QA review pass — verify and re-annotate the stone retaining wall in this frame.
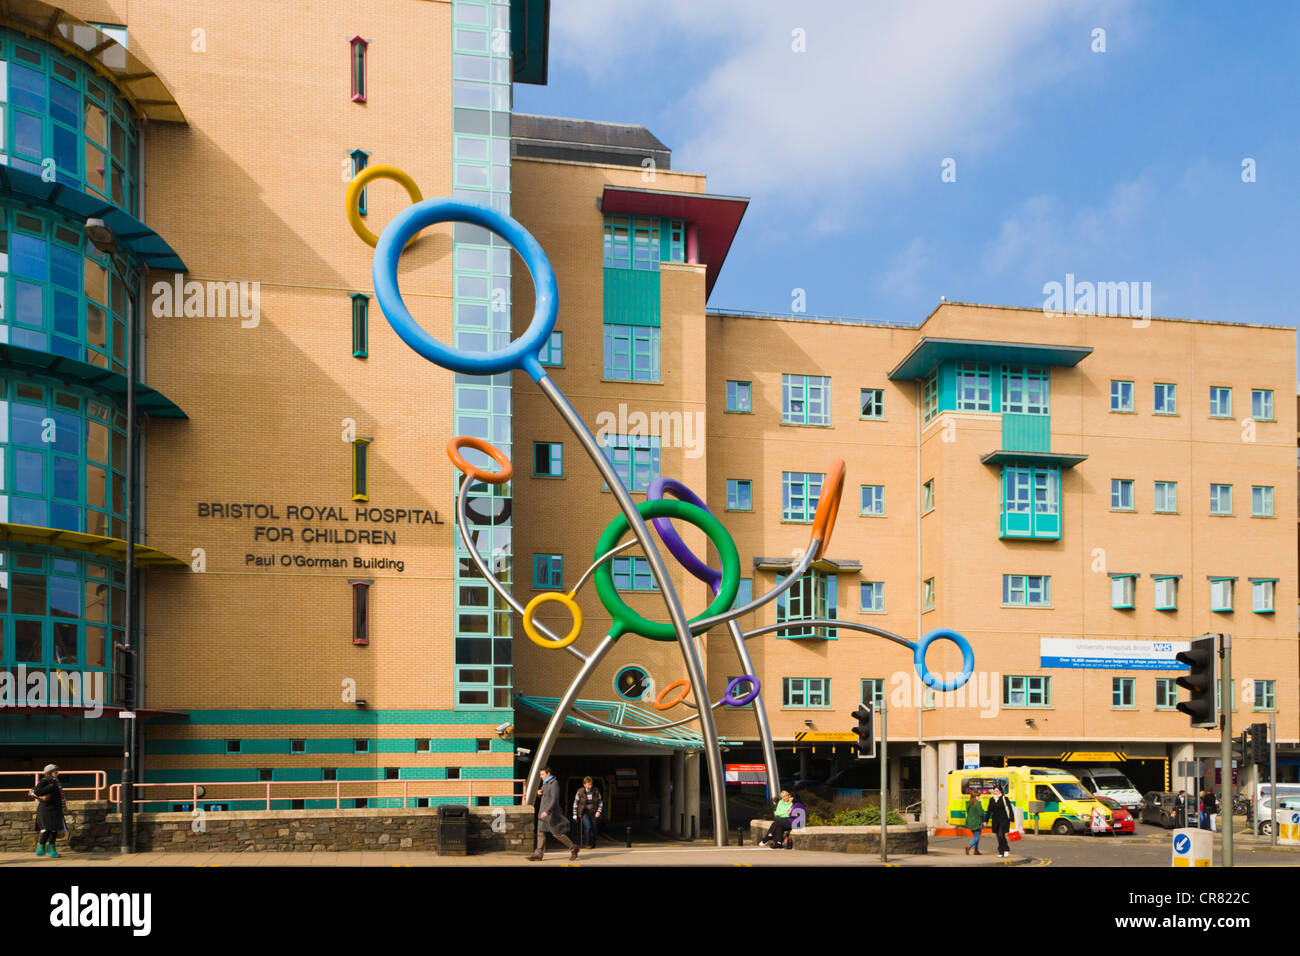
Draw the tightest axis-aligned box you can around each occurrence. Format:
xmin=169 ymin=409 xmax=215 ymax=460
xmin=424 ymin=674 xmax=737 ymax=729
xmin=748 ymin=820 xmax=928 ymax=854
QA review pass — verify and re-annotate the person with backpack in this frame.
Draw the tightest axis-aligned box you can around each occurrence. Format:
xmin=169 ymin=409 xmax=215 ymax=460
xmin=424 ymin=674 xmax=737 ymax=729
xmin=572 ymin=775 xmax=603 ymax=849
xmin=986 ymin=785 xmax=1016 ymax=858
xmin=30 ymin=764 xmax=65 ymax=858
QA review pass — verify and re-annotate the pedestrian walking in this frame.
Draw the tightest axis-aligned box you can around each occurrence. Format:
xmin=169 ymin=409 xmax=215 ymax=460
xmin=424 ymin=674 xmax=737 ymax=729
xmin=964 ymin=790 xmax=986 ymax=855
xmin=572 ymin=775 xmax=603 ymax=849
xmin=759 ymin=790 xmax=795 ymax=848
xmin=30 ymin=764 xmax=65 ymax=858
xmin=1174 ymin=790 xmax=1187 ymax=829
xmin=986 ymin=785 xmax=1016 ymax=858
xmin=527 ymin=767 xmax=578 ymax=861
xmin=1202 ymin=790 xmax=1217 ymax=831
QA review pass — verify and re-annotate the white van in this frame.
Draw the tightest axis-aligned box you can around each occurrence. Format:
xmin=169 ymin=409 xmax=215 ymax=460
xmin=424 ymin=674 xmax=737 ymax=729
xmin=1073 ymin=767 xmax=1143 ymax=815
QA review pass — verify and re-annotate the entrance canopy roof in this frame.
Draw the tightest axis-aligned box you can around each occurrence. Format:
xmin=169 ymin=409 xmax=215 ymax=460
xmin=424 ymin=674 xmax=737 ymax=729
xmin=515 ymin=694 xmax=738 ymax=751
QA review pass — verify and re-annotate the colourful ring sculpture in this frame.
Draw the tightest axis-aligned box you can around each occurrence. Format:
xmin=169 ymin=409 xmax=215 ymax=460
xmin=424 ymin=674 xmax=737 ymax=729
xmin=445 ymin=435 xmax=514 ymax=485
xmin=346 ymin=165 xmax=425 ymax=248
xmin=593 ymin=499 xmax=740 ymax=641
xmin=723 ymin=675 xmax=761 ymax=707
xmin=654 ymin=679 xmax=691 ymax=711
xmin=913 ymin=628 xmax=976 ymax=692
xmin=810 ymin=458 xmax=846 ymax=560
xmin=646 ymin=477 xmax=723 ymax=594
xmin=373 ymin=197 xmax=557 ymax=380
xmin=522 ymin=591 xmax=583 ymax=650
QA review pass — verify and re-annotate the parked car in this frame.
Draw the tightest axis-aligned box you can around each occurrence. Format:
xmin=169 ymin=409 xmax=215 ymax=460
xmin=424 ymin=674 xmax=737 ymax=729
xmin=1094 ymin=795 xmax=1136 ymax=833
xmin=1255 ymin=793 xmax=1300 ymax=836
xmin=1139 ymin=791 xmax=1182 ymax=829
xmin=1252 ymin=784 xmax=1300 ymax=835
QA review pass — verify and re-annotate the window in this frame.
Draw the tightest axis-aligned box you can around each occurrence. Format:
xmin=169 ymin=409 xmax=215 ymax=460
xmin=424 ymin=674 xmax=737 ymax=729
xmin=1209 ymin=386 xmax=1232 ymax=418
xmin=776 ymin=570 xmax=837 ymax=639
xmin=415 ymin=739 xmax=430 ymax=752
xmin=1153 ymin=576 xmax=1178 ymax=611
xmin=1251 ymin=579 xmax=1276 ymax=614
xmin=532 ymin=442 xmax=562 ymax=477
xmin=350 ymin=148 xmax=370 ymax=215
xmin=603 ymin=214 xmax=659 ymax=271
xmin=601 ymin=435 xmax=660 ymax=492
xmin=921 ymin=479 xmax=935 ymax=514
xmin=1210 ymin=578 xmax=1235 ymax=612
xmin=1003 ymin=575 xmax=1051 ymax=607
xmin=781 ymin=471 xmax=823 ymax=522
xmin=860 ymin=581 xmax=884 ymax=612
xmin=351 ymin=580 xmax=370 ymax=645
xmin=782 ymin=375 xmax=831 ymax=426
xmin=292 ymin=739 xmax=306 ymax=753
xmin=1112 ymin=677 xmax=1135 ymax=708
xmin=615 ymin=666 xmax=651 ymax=701
xmin=612 ymin=557 xmax=658 ymax=591
xmin=860 ymin=485 xmax=884 ymax=516
xmin=1215 ymin=680 xmax=1237 ymax=714
xmin=1251 ymin=389 xmax=1274 ymax=421
xmin=1251 ymin=485 xmax=1274 ymax=517
xmin=1253 ymin=679 xmax=1276 ymax=711
xmin=955 ymin=362 xmax=992 ymax=412
xmin=1002 ymin=366 xmax=1050 ymax=414
xmin=921 ymin=369 xmax=939 ymax=423
xmin=350 ymin=35 xmax=368 ymax=102
xmin=1003 ymin=675 xmax=1051 ymax=707
xmin=861 ymin=679 xmax=885 ymax=706
xmin=726 ymin=479 xmax=753 ymax=511
xmin=533 ymin=554 xmax=563 ymax=589
xmin=603 ymin=325 xmax=660 ymax=382
xmin=782 ymin=677 xmax=830 ymax=708
xmin=860 ymin=388 xmax=884 ymax=419
xmin=1111 ymin=574 xmax=1136 ymax=609
xmin=922 ymin=577 xmax=935 ymax=612
xmin=1110 ymin=479 xmax=1135 ymax=511
xmin=354 ymin=739 xmax=369 ymax=754
xmin=726 ymin=381 xmax=752 ymax=413
xmin=664 ymin=219 xmax=686 ymax=263
xmin=351 ymin=437 xmax=370 ymax=501
xmin=732 ymin=578 xmax=753 ymax=611
xmin=1110 ymin=380 xmax=1134 ymax=412
xmin=1155 ymin=678 xmax=1178 ymax=710
xmin=350 ymin=293 xmax=369 ymax=358
xmin=1210 ymin=484 xmax=1233 ymax=515
xmin=1153 ymin=383 xmax=1177 ymax=415
xmin=538 ymin=331 xmax=563 ymax=367
xmin=226 ymin=740 xmax=241 ymax=754
xmin=1001 ymin=465 xmax=1060 ymax=539
xmin=1153 ymin=481 xmax=1178 ymax=513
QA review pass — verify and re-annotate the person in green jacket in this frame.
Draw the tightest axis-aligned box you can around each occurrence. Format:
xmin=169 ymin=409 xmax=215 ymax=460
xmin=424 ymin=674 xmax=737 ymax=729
xmin=964 ymin=791 xmax=986 ymax=855
xmin=760 ymin=790 xmax=795 ymax=848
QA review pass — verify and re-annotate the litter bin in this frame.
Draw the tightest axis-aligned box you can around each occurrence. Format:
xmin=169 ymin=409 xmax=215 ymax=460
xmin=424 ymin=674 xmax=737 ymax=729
xmin=438 ymin=805 xmax=469 ymax=856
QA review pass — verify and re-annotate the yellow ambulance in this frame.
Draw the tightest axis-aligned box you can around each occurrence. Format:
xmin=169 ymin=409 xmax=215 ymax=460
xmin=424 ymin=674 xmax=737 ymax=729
xmin=947 ymin=766 xmax=1112 ymax=835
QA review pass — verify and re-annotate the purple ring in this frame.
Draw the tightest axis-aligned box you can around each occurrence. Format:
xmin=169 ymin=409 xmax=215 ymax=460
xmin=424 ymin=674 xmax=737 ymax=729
xmin=646 ymin=477 xmax=723 ymax=592
xmin=723 ymin=675 xmax=761 ymax=707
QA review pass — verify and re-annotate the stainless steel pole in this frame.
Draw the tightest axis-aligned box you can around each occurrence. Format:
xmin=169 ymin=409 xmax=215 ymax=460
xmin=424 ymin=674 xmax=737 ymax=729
xmin=1270 ymin=712 xmax=1277 ymax=846
xmin=880 ymin=698 xmax=888 ymax=863
xmin=727 ymin=618 xmax=779 ymax=797
xmin=524 ymin=635 xmax=617 ymax=800
xmin=1219 ymin=633 xmax=1232 ymax=867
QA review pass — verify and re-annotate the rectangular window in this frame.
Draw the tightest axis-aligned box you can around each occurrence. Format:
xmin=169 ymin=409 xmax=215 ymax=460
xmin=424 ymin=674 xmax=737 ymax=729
xmin=1251 ymin=389 xmax=1274 ymax=421
xmin=1003 ymin=574 xmax=1051 ymax=607
xmin=1003 ymin=365 xmax=1050 ymax=415
xmin=350 ymin=149 xmax=369 ymax=215
xmin=782 ymin=677 xmax=830 ymax=708
xmin=1001 ymin=465 xmax=1060 ymax=539
xmin=1003 ymin=675 xmax=1051 ymax=707
xmin=351 ymin=438 xmax=370 ymax=501
xmin=1110 ymin=478 xmax=1135 ymax=511
xmin=859 ymin=581 xmax=884 ymax=612
xmin=351 ymin=581 xmax=370 ymax=645
xmin=351 ymin=293 xmax=369 ymax=358
xmin=782 ymin=374 xmax=831 ymax=426
xmin=532 ymin=441 xmax=562 ymax=477
xmin=1251 ymin=579 xmax=1275 ymax=614
xmin=601 ymin=435 xmax=661 ymax=493
xmin=603 ymin=325 xmax=660 ymax=382
xmin=1110 ymin=380 xmax=1134 ymax=412
xmin=776 ymin=570 xmax=837 ymax=639
xmin=603 ymin=214 xmax=659 ymax=271
xmin=612 ymin=556 xmax=658 ymax=591
xmin=1254 ymin=679 xmax=1276 ymax=711
xmin=1153 ymin=576 xmax=1178 ymax=611
xmin=533 ymin=554 xmax=563 ymax=589
xmin=781 ymin=471 xmax=823 ymax=522
xmin=538 ymin=331 xmax=563 ymax=366
xmin=860 ymin=484 xmax=884 ymax=515
xmin=1209 ymin=386 xmax=1232 ymax=418
xmin=1111 ymin=574 xmax=1135 ymax=609
xmin=921 ymin=369 xmax=939 ymax=423
xmin=1153 ymin=382 xmax=1177 ymax=415
xmin=350 ymin=36 xmax=368 ymax=102
xmin=922 ymin=479 xmax=934 ymax=514
xmin=1155 ymin=678 xmax=1178 ymax=710
xmin=1210 ymin=578 xmax=1234 ymax=612
xmin=1153 ymin=481 xmax=1177 ymax=513
xmin=726 ymin=381 xmax=752 ymax=413
xmin=727 ymin=479 xmax=753 ymax=511
xmin=1251 ymin=485 xmax=1274 ymax=517
xmin=861 ymin=679 xmax=885 ymax=706
xmin=955 ymin=362 xmax=992 ymax=412
xmin=860 ymin=388 xmax=884 ymax=419
xmin=1112 ymin=677 xmax=1135 ymax=708
xmin=1210 ymin=484 xmax=1233 ymax=515
xmin=922 ymin=577 xmax=935 ymax=612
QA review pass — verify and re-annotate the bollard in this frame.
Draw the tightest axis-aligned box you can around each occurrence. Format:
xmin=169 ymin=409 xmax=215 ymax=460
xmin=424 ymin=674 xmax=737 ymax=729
xmin=680 ymin=812 xmax=684 ymax=838
xmin=625 ymin=826 xmax=632 ymax=848
xmin=736 ymin=825 xmax=745 ymax=846
xmin=691 ymin=815 xmax=697 ymax=841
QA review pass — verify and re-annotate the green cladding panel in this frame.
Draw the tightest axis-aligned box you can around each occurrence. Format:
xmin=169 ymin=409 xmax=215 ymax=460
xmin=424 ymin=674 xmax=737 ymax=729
xmin=1001 ymin=413 xmax=1051 ymax=452
xmin=603 ymin=268 xmax=661 ymax=327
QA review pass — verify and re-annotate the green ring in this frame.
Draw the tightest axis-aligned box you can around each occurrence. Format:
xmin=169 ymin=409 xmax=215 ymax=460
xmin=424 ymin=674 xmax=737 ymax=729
xmin=593 ymin=499 xmax=740 ymax=641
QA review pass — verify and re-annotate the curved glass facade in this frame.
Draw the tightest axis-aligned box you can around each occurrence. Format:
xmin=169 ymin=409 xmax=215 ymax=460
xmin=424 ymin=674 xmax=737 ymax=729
xmin=1 ymin=27 xmax=140 ymax=213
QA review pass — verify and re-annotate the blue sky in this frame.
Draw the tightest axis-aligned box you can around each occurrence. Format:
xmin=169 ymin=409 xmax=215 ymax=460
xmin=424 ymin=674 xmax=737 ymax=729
xmin=515 ymin=1 xmax=1299 ymax=344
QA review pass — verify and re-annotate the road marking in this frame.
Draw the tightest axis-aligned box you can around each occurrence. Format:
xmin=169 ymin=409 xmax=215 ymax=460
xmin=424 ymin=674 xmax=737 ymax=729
xmin=732 ymin=862 xmax=752 ymax=867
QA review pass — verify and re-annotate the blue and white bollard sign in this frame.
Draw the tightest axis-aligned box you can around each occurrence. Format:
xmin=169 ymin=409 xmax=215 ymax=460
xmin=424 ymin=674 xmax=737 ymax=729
xmin=1171 ymin=827 xmax=1211 ymax=867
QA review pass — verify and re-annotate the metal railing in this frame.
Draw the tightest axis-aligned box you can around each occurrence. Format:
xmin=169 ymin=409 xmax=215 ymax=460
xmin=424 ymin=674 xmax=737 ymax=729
xmin=107 ymin=778 xmax=529 ymax=813
xmin=0 ymin=770 xmax=108 ymax=802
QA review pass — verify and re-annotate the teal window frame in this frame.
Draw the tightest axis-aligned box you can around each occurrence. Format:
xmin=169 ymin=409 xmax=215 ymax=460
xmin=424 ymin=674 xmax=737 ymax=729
xmin=726 ymin=380 xmax=752 ymax=413
xmin=603 ymin=324 xmax=660 ymax=382
xmin=1253 ymin=679 xmax=1276 ymax=711
xmin=1153 ymin=383 xmax=1177 ymax=415
xmin=1251 ymin=485 xmax=1274 ymax=517
xmin=860 ymin=388 xmax=884 ymax=419
xmin=1209 ymin=386 xmax=1232 ymax=418
xmin=532 ymin=554 xmax=563 ymax=589
xmin=1215 ymin=679 xmax=1238 ymax=714
xmin=781 ymin=471 xmax=823 ymax=522
xmin=350 ymin=149 xmax=370 ymax=215
xmin=859 ymin=581 xmax=884 ymax=612
xmin=603 ymin=214 xmax=659 ymax=271
xmin=921 ymin=369 xmax=939 ymax=424
xmin=532 ymin=441 xmax=562 ymax=478
xmin=1111 ymin=478 xmax=1135 ymax=511
xmin=1155 ymin=678 xmax=1178 ymax=710
xmin=1210 ymin=577 xmax=1235 ymax=613
xmin=861 ymin=679 xmax=885 ymax=706
xmin=922 ymin=478 xmax=935 ymax=514
xmin=1003 ymin=675 xmax=1051 ymax=707
xmin=1210 ymin=483 xmax=1233 ymax=515
xmin=662 ymin=219 xmax=685 ymax=263
xmin=1251 ymin=389 xmax=1274 ymax=421
xmin=601 ymin=434 xmax=660 ymax=493
xmin=782 ymin=677 xmax=831 ymax=709
xmin=1110 ymin=574 xmax=1136 ymax=610
xmin=955 ymin=362 xmax=993 ymax=411
xmin=782 ymin=374 xmax=831 ymax=426
xmin=1002 ymin=365 xmax=1049 ymax=415
xmin=538 ymin=331 xmax=562 ymax=367
xmin=612 ymin=556 xmax=657 ymax=591
xmin=776 ymin=570 xmax=837 ymax=639
xmin=1110 ymin=380 xmax=1134 ymax=412
xmin=350 ymin=293 xmax=369 ymax=358
xmin=1153 ymin=481 xmax=1177 ymax=513
xmin=1112 ymin=677 xmax=1135 ymax=709
xmin=726 ymin=479 xmax=753 ymax=511
xmin=860 ymin=484 xmax=884 ymax=516
xmin=922 ymin=577 xmax=935 ymax=612
xmin=1003 ymin=574 xmax=1050 ymax=607
xmin=1000 ymin=465 xmax=1060 ymax=539
xmin=1250 ymin=578 xmax=1276 ymax=614
xmin=1153 ymin=575 xmax=1178 ymax=611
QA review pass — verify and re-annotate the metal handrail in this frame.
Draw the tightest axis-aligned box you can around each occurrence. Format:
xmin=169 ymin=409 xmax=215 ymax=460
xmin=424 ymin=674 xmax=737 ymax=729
xmin=0 ymin=770 xmax=107 ymax=802
xmin=106 ymin=778 xmax=529 ymax=813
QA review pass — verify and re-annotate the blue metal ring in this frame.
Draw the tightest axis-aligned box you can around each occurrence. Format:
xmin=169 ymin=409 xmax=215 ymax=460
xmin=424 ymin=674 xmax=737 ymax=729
xmin=372 ymin=197 xmax=558 ymax=381
xmin=913 ymin=628 xmax=974 ymax=692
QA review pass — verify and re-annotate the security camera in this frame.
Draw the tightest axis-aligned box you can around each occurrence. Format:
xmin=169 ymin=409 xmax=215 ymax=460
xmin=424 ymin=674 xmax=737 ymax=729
xmin=515 ymin=747 xmax=531 ymax=760
xmin=496 ymin=722 xmax=515 ymax=738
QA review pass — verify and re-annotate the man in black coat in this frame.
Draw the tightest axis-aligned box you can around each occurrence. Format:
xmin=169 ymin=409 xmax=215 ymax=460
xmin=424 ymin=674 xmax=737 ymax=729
xmin=527 ymin=767 xmax=578 ymax=861
xmin=985 ymin=785 xmax=1017 ymax=858
xmin=31 ymin=764 xmax=65 ymax=858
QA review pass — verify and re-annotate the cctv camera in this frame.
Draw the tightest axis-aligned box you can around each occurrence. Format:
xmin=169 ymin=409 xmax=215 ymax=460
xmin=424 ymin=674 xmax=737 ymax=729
xmin=495 ymin=722 xmax=510 ymax=734
xmin=515 ymin=747 xmax=531 ymax=759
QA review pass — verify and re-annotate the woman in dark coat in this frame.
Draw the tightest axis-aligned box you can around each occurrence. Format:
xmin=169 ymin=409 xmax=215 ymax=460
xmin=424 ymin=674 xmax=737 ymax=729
xmin=31 ymin=764 xmax=65 ymax=858
xmin=985 ymin=785 xmax=1016 ymax=858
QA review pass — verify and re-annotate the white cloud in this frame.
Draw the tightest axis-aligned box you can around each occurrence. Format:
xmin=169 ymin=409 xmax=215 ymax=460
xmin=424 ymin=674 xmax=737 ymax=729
xmin=878 ymin=237 xmax=932 ymax=300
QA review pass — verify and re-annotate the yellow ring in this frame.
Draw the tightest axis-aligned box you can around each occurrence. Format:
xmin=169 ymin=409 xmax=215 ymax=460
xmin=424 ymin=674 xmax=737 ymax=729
xmin=523 ymin=591 xmax=583 ymax=649
xmin=346 ymin=165 xmax=425 ymax=248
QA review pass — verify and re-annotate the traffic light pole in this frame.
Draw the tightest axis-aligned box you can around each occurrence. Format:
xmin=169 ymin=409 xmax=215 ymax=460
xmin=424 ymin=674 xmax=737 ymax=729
xmin=1219 ymin=633 xmax=1232 ymax=868
xmin=879 ymin=698 xmax=887 ymax=864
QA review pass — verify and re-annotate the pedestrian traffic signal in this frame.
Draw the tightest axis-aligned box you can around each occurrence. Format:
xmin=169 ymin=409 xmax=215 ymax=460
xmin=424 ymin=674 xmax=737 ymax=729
xmin=851 ymin=703 xmax=875 ymax=759
xmin=1175 ymin=634 xmax=1218 ymax=729
xmin=1234 ymin=731 xmax=1249 ymax=766
xmin=1250 ymin=722 xmax=1269 ymax=764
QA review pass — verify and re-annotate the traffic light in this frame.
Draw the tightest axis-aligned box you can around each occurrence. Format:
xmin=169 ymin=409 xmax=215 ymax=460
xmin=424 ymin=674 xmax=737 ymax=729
xmin=1175 ymin=634 xmax=1218 ymax=728
xmin=1251 ymin=722 xmax=1269 ymax=764
xmin=851 ymin=703 xmax=875 ymax=759
xmin=1234 ymin=730 xmax=1249 ymax=766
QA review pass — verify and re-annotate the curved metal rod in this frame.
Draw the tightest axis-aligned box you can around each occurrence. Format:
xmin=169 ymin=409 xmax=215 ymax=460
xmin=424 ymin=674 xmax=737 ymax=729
xmin=569 ymin=539 xmax=640 ymax=596
xmin=741 ymin=618 xmax=914 ymax=649
xmin=686 ymin=546 xmax=818 ymax=632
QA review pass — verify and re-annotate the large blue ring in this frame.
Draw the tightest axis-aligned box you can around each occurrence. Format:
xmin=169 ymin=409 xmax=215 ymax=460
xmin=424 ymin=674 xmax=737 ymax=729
xmin=372 ymin=198 xmax=558 ymax=381
xmin=913 ymin=628 xmax=975 ymax=692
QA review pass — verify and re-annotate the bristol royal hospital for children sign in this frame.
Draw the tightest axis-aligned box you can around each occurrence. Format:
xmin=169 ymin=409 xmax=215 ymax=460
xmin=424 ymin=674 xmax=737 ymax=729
xmin=1039 ymin=638 xmax=1191 ymax=670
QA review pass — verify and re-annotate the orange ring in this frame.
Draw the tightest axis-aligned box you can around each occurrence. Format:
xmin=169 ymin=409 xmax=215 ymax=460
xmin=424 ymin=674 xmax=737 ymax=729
xmin=809 ymin=458 xmax=845 ymax=559
xmin=654 ymin=679 xmax=691 ymax=711
xmin=446 ymin=436 xmax=513 ymax=485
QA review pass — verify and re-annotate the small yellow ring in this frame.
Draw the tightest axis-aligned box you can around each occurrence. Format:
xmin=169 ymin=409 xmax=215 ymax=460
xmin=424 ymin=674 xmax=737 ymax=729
xmin=346 ymin=165 xmax=425 ymax=248
xmin=523 ymin=591 xmax=583 ymax=649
